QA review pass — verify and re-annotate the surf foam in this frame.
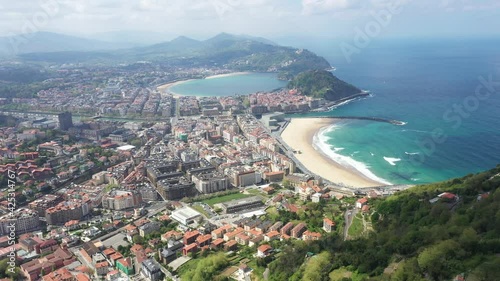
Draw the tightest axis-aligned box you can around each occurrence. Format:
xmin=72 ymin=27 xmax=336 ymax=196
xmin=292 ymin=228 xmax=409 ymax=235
xmin=384 ymin=157 xmax=402 ymax=166
xmin=313 ymin=125 xmax=392 ymax=185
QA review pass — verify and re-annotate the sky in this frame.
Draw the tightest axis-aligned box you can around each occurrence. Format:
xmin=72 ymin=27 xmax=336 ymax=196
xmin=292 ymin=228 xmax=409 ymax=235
xmin=0 ymin=0 xmax=499 ymax=41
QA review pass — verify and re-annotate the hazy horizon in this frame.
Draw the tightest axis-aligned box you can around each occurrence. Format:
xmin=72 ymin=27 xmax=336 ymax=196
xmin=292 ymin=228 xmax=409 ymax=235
xmin=1 ymin=0 xmax=499 ymax=43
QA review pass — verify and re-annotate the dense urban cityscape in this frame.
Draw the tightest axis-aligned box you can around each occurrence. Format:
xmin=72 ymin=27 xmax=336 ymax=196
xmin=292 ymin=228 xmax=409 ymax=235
xmin=0 ymin=63 xmax=407 ymax=281
xmin=1 ymin=2 xmax=499 ymax=279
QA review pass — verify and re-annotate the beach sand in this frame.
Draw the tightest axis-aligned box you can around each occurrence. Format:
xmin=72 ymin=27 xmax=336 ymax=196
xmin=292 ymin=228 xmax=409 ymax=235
xmin=157 ymin=79 xmax=196 ymax=98
xmin=157 ymin=72 xmax=251 ymax=97
xmin=205 ymin=72 xmax=251 ymax=79
xmin=281 ymin=118 xmax=384 ymax=188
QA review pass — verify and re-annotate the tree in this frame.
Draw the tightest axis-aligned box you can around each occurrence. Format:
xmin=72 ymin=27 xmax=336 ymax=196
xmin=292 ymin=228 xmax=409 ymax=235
xmin=302 ymin=252 xmax=332 ymax=281
xmin=417 ymin=240 xmax=465 ymax=280
xmin=468 ymin=257 xmax=500 ymax=281
xmin=130 ymin=138 xmax=143 ymax=147
xmin=391 ymin=258 xmax=426 ymax=281
xmin=181 ymin=253 xmax=229 ymax=281
xmin=269 ymin=183 xmax=281 ymax=189
xmin=242 ymin=97 xmax=251 ymax=108
xmin=132 ymin=235 xmax=144 ymax=245
xmin=282 ymin=179 xmax=293 ymax=190
xmin=0 ymin=259 xmax=8 ymax=278
xmin=6 ymin=266 xmax=20 ymax=280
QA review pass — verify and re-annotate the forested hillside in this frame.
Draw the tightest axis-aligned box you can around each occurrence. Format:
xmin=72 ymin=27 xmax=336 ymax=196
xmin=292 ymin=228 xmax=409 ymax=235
xmin=266 ymin=165 xmax=500 ymax=281
xmin=288 ymin=70 xmax=362 ymax=101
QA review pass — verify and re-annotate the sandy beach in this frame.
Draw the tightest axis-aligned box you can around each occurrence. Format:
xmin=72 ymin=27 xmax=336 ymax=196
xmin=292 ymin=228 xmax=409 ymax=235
xmin=157 ymin=72 xmax=251 ymax=97
xmin=205 ymin=72 xmax=251 ymax=79
xmin=157 ymin=79 xmax=196 ymax=98
xmin=281 ymin=118 xmax=384 ymax=188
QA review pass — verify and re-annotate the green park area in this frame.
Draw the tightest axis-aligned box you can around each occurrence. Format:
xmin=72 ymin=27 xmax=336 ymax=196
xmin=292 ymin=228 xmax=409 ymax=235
xmin=202 ymin=193 xmax=253 ymax=207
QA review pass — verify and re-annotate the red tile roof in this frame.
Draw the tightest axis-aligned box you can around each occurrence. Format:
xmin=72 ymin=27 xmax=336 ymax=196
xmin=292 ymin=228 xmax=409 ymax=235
xmin=117 ymin=257 xmax=132 ymax=268
xmin=357 ymin=198 xmax=368 ymax=204
xmin=258 ymin=244 xmax=272 ymax=253
xmin=323 ymin=218 xmax=335 ymax=226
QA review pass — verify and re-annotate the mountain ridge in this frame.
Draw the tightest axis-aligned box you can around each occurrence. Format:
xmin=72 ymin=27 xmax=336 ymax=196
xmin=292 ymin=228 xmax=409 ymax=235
xmin=14 ymin=32 xmax=332 ymax=78
xmin=0 ymin=31 xmax=139 ymax=56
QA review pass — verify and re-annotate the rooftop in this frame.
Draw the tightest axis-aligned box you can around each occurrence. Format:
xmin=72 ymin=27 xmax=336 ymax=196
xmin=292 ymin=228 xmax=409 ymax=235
xmin=221 ymin=196 xmax=262 ymax=208
xmin=171 ymin=206 xmax=202 ymax=221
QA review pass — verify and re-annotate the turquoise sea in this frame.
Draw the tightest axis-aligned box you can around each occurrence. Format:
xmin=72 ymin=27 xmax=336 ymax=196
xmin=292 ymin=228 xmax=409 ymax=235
xmin=172 ymin=38 xmax=500 ymax=185
xmin=169 ymin=73 xmax=286 ymax=97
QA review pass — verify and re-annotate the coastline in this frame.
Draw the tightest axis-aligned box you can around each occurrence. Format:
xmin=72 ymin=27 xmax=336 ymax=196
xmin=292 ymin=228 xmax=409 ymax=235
xmin=156 ymin=72 xmax=251 ymax=97
xmin=157 ymin=79 xmax=196 ymax=98
xmin=205 ymin=72 xmax=251 ymax=80
xmin=281 ymin=118 xmax=386 ymax=188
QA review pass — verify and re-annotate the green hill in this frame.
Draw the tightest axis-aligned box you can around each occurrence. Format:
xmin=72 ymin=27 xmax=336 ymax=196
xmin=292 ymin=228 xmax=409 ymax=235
xmin=287 ymin=70 xmax=362 ymax=101
xmin=17 ymin=33 xmax=332 ymax=77
xmin=267 ymin=165 xmax=500 ymax=281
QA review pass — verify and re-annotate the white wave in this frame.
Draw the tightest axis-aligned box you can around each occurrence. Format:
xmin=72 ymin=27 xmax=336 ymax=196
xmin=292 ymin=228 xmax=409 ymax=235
xmin=402 ymin=129 xmax=429 ymax=134
xmin=411 ymin=178 xmax=420 ymax=182
xmin=320 ymin=123 xmax=346 ymax=139
xmin=313 ymin=127 xmax=392 ymax=185
xmin=328 ymin=99 xmax=356 ymax=110
xmin=405 ymin=152 xmax=420 ymax=155
xmin=370 ymin=152 xmax=375 ymax=156
xmin=384 ymin=157 xmax=402 ymax=166
xmin=328 ymin=91 xmax=373 ymax=111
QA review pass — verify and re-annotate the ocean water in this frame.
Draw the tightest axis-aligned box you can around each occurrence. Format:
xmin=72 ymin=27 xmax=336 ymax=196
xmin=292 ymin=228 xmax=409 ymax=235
xmin=299 ymin=38 xmax=500 ymax=184
xmin=170 ymin=73 xmax=286 ymax=97
xmin=170 ymin=38 xmax=500 ymax=185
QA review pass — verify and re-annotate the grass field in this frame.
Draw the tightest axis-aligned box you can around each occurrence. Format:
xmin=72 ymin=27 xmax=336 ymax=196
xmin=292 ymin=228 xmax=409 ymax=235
xmin=177 ymin=258 xmax=197 ymax=277
xmin=265 ymin=206 xmax=279 ymax=221
xmin=247 ymin=189 xmax=262 ymax=195
xmin=191 ymin=205 xmax=209 ymax=217
xmin=202 ymin=193 xmax=253 ymax=207
xmin=348 ymin=213 xmax=364 ymax=238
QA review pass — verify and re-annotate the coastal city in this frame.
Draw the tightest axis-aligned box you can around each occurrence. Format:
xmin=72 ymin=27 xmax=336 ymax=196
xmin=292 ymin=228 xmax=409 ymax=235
xmin=1 ymin=1 xmax=499 ymax=280
xmin=0 ymin=66 xmax=409 ymax=281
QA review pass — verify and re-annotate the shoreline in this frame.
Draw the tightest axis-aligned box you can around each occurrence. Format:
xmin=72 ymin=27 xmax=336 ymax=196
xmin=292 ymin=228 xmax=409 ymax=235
xmin=281 ymin=118 xmax=387 ymax=188
xmin=205 ymin=72 xmax=251 ymax=80
xmin=157 ymin=79 xmax=196 ymax=98
xmin=156 ymin=72 xmax=252 ymax=97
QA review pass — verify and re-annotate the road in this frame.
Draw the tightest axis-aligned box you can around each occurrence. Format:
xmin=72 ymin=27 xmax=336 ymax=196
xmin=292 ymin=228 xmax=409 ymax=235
xmin=157 ymin=260 xmax=180 ymax=281
xmin=343 ymin=208 xmax=358 ymax=241
xmin=87 ymin=201 xmax=168 ymax=243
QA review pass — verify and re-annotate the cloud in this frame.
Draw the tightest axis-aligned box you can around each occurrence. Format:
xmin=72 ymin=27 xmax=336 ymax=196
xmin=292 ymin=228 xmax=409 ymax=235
xmin=0 ymin=0 xmax=498 ymax=39
xmin=301 ymin=0 xmax=363 ymax=15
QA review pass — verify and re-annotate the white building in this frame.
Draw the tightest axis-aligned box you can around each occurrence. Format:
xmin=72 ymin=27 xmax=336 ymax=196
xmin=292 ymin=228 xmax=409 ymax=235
xmin=102 ymin=190 xmax=142 ymax=210
xmin=0 ymin=208 xmax=40 ymax=236
xmin=171 ymin=207 xmax=202 ymax=226
xmin=192 ymin=172 xmax=229 ymax=194
xmin=311 ymin=193 xmax=322 ymax=203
